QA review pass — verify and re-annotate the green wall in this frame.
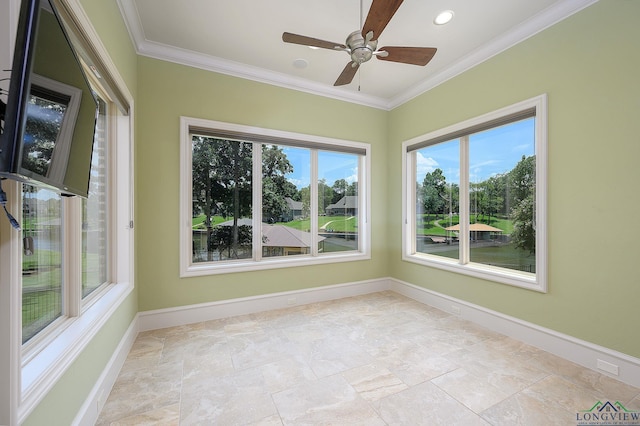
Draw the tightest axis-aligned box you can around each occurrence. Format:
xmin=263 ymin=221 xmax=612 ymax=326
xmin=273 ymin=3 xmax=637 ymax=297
xmin=135 ymin=57 xmax=389 ymax=311
xmin=388 ymin=0 xmax=640 ymax=358
xmin=75 ymin=0 xmax=138 ymax=99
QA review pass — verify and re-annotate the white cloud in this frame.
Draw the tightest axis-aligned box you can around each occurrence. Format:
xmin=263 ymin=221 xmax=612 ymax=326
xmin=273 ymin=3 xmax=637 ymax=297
xmin=416 ymin=152 xmax=439 ymax=177
xmin=288 ymin=178 xmax=307 ymax=188
xmin=344 ymin=174 xmax=358 ymax=184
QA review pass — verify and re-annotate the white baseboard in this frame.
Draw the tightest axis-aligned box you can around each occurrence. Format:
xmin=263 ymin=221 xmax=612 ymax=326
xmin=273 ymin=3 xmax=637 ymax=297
xmin=72 ymin=315 xmax=139 ymax=426
xmin=389 ymin=278 xmax=640 ymax=389
xmin=137 ymin=278 xmax=389 ymax=332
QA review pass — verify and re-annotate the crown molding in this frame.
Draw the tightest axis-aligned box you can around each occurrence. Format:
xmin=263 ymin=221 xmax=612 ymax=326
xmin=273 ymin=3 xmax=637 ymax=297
xmin=137 ymin=39 xmax=390 ymax=110
xmin=117 ymin=0 xmax=598 ymax=112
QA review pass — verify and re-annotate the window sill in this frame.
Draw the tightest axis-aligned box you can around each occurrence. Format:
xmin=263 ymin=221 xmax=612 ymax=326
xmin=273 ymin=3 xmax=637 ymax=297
xmin=19 ymin=281 xmax=133 ymax=423
xmin=402 ymin=253 xmax=546 ymax=293
xmin=181 ymin=251 xmax=371 ymax=277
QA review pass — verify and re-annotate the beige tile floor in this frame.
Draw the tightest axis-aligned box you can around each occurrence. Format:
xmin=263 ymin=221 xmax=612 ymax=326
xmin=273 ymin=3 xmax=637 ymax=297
xmin=97 ymin=291 xmax=640 ymax=425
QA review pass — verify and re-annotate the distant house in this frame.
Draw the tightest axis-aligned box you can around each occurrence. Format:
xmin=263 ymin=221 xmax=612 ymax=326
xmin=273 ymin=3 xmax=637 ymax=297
xmin=325 ymin=196 xmax=357 ymax=216
xmin=282 ymin=197 xmax=304 ymax=222
xmin=208 ymin=219 xmax=324 ymax=256
xmin=262 ymin=224 xmax=325 ymax=256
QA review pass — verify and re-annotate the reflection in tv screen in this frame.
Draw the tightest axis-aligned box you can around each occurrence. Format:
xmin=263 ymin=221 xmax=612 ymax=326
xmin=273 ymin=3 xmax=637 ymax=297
xmin=22 ymin=90 xmax=69 ymax=177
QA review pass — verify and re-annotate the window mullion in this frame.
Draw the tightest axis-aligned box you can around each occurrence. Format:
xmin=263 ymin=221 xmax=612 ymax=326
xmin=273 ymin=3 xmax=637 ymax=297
xmin=357 ymin=154 xmax=365 ymax=252
xmin=253 ymin=143 xmax=263 ymax=261
xmin=64 ymin=197 xmax=82 ymax=317
xmin=459 ymin=136 xmax=470 ymax=265
xmin=408 ymin=152 xmax=417 ymax=255
xmin=310 ymin=149 xmax=319 ymax=256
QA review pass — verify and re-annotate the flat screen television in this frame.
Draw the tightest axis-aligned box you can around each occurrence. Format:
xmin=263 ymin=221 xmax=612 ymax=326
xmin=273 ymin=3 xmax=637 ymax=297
xmin=0 ymin=0 xmax=98 ymax=197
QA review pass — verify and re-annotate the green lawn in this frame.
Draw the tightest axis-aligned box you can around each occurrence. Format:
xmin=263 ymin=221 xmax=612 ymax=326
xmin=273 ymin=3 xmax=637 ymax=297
xmin=194 ymin=214 xmax=358 ymax=233
xmin=22 ymin=248 xmax=62 ymax=342
xmin=278 ymin=216 xmax=358 ymax=233
xmin=417 ymin=214 xmax=514 ymax=236
xmin=192 ymin=214 xmax=227 ymax=228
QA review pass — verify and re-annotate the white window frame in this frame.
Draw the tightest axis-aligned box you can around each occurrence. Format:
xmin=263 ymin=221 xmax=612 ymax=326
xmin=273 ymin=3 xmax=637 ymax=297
xmin=402 ymin=94 xmax=548 ymax=292
xmin=180 ymin=117 xmax=371 ymax=277
xmin=27 ymin=73 xmax=83 ymax=184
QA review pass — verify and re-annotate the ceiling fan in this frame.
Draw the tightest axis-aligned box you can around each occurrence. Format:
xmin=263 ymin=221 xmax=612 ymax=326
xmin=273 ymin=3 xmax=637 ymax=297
xmin=282 ymin=0 xmax=437 ymax=86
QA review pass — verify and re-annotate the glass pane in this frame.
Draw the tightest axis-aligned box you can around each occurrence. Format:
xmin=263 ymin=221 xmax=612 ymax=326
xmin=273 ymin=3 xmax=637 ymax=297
xmin=469 ymin=118 xmax=536 ymax=274
xmin=414 ymin=140 xmax=460 ymax=260
xmin=318 ymin=151 xmax=359 ymax=253
xmin=82 ymin=97 xmax=108 ymax=298
xmin=192 ymin=137 xmax=253 ymax=262
xmin=21 ymin=90 xmax=68 ymax=176
xmin=22 ymin=185 xmax=63 ymax=343
xmin=262 ymin=144 xmax=311 ymax=258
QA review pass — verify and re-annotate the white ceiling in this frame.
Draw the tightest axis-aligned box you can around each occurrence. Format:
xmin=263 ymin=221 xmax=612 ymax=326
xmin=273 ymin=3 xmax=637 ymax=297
xmin=117 ymin=0 xmax=596 ymax=110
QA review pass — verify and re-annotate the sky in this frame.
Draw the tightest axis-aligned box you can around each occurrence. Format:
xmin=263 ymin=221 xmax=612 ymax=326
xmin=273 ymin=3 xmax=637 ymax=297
xmin=282 ymin=147 xmax=359 ymax=189
xmin=416 ymin=118 xmax=535 ymax=185
xmin=282 ymin=118 xmax=534 ymax=190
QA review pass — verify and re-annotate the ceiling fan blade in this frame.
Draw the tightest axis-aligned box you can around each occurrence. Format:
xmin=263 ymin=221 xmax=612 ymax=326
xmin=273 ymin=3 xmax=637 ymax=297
xmin=376 ymin=46 xmax=437 ymax=66
xmin=334 ymin=62 xmax=360 ymax=86
xmin=362 ymin=0 xmax=404 ymax=41
xmin=282 ymin=32 xmax=346 ymax=50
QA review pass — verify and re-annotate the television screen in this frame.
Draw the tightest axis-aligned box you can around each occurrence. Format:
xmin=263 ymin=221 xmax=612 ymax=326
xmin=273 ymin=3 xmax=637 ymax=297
xmin=0 ymin=0 xmax=98 ymax=197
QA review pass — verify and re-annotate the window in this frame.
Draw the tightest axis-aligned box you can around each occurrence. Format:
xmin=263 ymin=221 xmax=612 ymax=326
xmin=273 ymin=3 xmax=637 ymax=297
xmin=22 ymin=74 xmax=83 ymax=182
xmin=82 ymin=97 xmax=108 ymax=298
xmin=20 ymin=93 xmax=110 ymax=349
xmin=402 ymin=95 xmax=547 ymax=291
xmin=21 ymin=186 xmax=63 ymax=344
xmin=181 ymin=117 xmax=370 ymax=276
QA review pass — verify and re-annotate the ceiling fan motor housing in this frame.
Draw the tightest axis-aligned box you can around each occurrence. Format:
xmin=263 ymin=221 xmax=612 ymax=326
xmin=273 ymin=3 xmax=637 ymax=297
xmin=346 ymin=30 xmax=378 ymax=64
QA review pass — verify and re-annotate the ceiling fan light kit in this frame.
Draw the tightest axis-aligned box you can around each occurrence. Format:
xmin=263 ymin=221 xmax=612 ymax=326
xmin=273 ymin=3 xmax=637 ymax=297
xmin=282 ymin=0 xmax=437 ymax=87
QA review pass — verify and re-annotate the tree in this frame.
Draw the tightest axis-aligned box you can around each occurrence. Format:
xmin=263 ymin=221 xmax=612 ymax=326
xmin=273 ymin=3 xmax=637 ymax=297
xmin=332 ymin=179 xmax=349 ymax=203
xmin=510 ymin=194 xmax=535 ymax=254
xmin=483 ymin=175 xmax=506 ymax=225
xmin=192 ymin=141 xmax=299 ymax=260
xmin=509 ymin=155 xmax=536 ymax=205
xmin=192 ymin=137 xmax=252 ymax=260
xmin=298 ymin=185 xmax=311 ymax=218
xmin=208 ymin=224 xmax=252 ymax=259
xmin=508 ymin=155 xmax=536 ymax=253
xmin=21 ymin=97 xmax=65 ymax=175
xmin=318 ymin=179 xmax=335 ymax=214
xmin=443 ymin=182 xmax=460 ymax=224
xmin=347 ymin=181 xmax=358 ymax=196
xmin=421 ymin=169 xmax=447 ymax=219
xmin=262 ymin=145 xmax=296 ymax=223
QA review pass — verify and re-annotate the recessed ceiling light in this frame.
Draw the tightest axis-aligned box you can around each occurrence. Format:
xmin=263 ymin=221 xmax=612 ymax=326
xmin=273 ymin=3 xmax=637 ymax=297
xmin=434 ymin=10 xmax=454 ymax=25
xmin=308 ymin=46 xmax=320 ymax=50
xmin=293 ymin=58 xmax=308 ymax=69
